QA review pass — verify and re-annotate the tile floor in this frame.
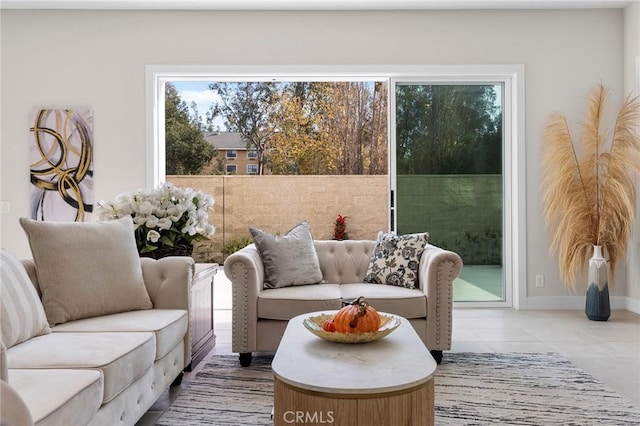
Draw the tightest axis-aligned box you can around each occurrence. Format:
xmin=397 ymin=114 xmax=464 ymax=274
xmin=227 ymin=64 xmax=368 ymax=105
xmin=137 ymin=267 xmax=640 ymax=425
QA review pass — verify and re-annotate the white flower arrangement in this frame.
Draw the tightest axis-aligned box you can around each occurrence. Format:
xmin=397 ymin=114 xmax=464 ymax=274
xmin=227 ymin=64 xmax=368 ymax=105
xmin=97 ymin=183 xmax=215 ymax=255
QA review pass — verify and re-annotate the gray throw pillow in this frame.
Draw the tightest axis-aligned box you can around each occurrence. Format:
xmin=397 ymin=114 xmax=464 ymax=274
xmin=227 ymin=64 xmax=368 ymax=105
xmin=19 ymin=217 xmax=153 ymax=325
xmin=364 ymin=231 xmax=429 ymax=289
xmin=249 ymin=221 xmax=323 ymax=289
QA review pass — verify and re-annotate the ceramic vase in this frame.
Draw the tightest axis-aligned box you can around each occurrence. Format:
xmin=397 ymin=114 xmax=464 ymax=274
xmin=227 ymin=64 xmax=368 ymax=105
xmin=585 ymin=245 xmax=610 ymax=321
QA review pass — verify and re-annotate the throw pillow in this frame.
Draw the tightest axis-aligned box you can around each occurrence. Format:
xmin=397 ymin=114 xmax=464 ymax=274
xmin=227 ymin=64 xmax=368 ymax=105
xmin=249 ymin=221 xmax=323 ymax=289
xmin=363 ymin=231 xmax=430 ymax=289
xmin=0 ymin=249 xmax=51 ymax=348
xmin=19 ymin=217 xmax=153 ymax=325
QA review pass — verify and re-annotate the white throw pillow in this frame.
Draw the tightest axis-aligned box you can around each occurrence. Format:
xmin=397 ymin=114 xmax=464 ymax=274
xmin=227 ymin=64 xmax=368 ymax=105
xmin=249 ymin=221 xmax=323 ymax=289
xmin=0 ymin=249 xmax=51 ymax=348
xmin=364 ymin=231 xmax=429 ymax=289
xmin=19 ymin=217 xmax=153 ymax=325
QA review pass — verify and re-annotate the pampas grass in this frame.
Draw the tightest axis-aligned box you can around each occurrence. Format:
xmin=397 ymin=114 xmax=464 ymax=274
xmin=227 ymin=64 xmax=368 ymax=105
xmin=542 ymin=85 xmax=640 ymax=290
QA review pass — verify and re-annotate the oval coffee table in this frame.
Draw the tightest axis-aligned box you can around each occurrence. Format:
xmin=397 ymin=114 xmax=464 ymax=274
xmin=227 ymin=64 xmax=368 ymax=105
xmin=272 ymin=311 xmax=437 ymax=426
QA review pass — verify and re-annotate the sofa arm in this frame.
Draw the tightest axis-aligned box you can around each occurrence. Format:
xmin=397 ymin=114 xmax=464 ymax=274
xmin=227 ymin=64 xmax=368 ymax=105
xmin=419 ymin=244 xmax=463 ymax=351
xmin=1 ymin=380 xmax=34 ymax=426
xmin=140 ymin=256 xmax=195 ymax=310
xmin=223 ymin=244 xmax=263 ymax=354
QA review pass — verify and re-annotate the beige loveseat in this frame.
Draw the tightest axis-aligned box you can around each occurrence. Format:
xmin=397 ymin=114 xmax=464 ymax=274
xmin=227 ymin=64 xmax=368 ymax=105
xmin=0 ymin=253 xmax=194 ymax=426
xmin=224 ymin=239 xmax=463 ymax=366
xmin=0 ymin=217 xmax=195 ymax=426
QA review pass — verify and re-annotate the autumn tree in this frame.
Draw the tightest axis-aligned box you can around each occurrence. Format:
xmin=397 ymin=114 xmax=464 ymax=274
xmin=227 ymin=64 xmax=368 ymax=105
xmin=165 ymin=83 xmax=216 ymax=175
xmin=267 ymin=82 xmax=388 ymax=175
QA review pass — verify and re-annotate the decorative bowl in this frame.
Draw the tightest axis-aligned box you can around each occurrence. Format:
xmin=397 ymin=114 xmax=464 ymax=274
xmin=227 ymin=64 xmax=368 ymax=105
xmin=303 ymin=312 xmax=401 ymax=343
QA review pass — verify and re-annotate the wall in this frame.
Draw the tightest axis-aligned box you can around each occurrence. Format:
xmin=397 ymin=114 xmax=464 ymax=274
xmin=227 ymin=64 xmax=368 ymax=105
xmin=624 ymin=2 xmax=640 ymax=312
xmin=1 ymin=8 xmax=632 ymax=308
xmin=168 ymin=175 xmax=388 ymax=263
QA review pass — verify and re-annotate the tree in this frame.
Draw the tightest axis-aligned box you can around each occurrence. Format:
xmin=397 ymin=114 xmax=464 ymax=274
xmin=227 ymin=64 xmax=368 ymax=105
xmin=208 ymin=82 xmax=280 ymax=175
xmin=395 ymin=84 xmax=501 ymax=175
xmin=165 ymin=83 xmax=216 ymax=175
xmin=267 ymin=82 xmax=388 ymax=175
xmin=207 ymin=81 xmax=388 ymax=176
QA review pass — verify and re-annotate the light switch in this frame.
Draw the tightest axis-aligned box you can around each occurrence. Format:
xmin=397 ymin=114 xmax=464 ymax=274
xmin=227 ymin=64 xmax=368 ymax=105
xmin=0 ymin=201 xmax=10 ymax=214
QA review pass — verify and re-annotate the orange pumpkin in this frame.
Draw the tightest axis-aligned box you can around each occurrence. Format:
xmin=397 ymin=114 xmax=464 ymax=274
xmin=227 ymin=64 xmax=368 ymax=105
xmin=334 ymin=296 xmax=381 ymax=333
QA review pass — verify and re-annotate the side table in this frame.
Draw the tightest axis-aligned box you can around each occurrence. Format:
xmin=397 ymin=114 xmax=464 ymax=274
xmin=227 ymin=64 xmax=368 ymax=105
xmin=188 ymin=263 xmax=217 ymax=371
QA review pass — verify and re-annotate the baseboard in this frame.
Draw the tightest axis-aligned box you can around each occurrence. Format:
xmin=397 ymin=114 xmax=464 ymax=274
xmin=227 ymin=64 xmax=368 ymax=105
xmin=525 ymin=296 xmax=628 ymax=310
xmin=625 ymin=297 xmax=640 ymax=314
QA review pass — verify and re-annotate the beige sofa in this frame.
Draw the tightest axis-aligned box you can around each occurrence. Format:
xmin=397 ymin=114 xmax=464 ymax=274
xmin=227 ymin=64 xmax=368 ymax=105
xmin=0 ymin=219 xmax=195 ymax=426
xmin=0 ymin=248 xmax=194 ymax=425
xmin=224 ymin=239 xmax=462 ymax=366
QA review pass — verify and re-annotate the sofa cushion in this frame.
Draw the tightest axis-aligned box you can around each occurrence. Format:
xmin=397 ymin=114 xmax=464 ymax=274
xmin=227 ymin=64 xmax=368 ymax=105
xmin=257 ymin=284 xmax=343 ymax=320
xmin=52 ymin=309 xmax=187 ymax=360
xmin=0 ymin=249 xmax=51 ymax=348
xmin=19 ymin=217 xmax=153 ymax=325
xmin=9 ymin=368 xmax=103 ymax=425
xmin=341 ymin=283 xmax=427 ymax=319
xmin=364 ymin=232 xmax=429 ymax=289
xmin=6 ymin=331 xmax=155 ymax=403
xmin=250 ymin=221 xmax=323 ymax=289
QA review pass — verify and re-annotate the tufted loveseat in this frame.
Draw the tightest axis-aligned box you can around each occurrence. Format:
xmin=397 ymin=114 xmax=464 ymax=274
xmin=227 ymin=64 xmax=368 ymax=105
xmin=224 ymin=239 xmax=463 ymax=366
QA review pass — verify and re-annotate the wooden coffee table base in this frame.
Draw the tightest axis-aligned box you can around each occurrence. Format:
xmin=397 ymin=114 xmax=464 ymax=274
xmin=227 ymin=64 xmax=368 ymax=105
xmin=273 ymin=375 xmax=434 ymax=426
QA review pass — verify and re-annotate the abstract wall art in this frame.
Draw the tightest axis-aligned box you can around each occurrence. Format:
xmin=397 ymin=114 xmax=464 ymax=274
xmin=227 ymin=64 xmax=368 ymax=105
xmin=29 ymin=109 xmax=94 ymax=221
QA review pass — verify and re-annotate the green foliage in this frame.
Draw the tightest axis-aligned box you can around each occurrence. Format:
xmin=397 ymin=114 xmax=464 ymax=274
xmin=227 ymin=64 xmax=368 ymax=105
xmin=222 ymin=236 xmax=253 ymax=256
xmin=165 ymin=83 xmax=217 ymax=175
xmin=396 ymin=84 xmax=502 ymax=175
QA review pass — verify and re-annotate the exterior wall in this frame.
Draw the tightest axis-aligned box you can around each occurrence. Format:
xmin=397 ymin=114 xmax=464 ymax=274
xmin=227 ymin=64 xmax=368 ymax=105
xmin=168 ymin=175 xmax=389 ymax=263
xmin=223 ymin=150 xmax=259 ymax=175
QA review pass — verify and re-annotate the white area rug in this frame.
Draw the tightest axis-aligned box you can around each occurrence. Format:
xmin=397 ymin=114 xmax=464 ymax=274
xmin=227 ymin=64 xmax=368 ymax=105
xmin=157 ymin=352 xmax=640 ymax=425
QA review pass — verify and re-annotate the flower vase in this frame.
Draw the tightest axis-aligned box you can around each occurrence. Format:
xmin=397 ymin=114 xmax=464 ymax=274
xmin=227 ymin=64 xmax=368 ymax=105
xmin=585 ymin=245 xmax=610 ymax=321
xmin=140 ymin=243 xmax=194 ymax=260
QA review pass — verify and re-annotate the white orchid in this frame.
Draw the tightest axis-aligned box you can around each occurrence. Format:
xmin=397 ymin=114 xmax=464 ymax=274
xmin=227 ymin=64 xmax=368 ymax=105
xmin=147 ymin=230 xmax=161 ymax=243
xmin=97 ymin=183 xmax=215 ymax=255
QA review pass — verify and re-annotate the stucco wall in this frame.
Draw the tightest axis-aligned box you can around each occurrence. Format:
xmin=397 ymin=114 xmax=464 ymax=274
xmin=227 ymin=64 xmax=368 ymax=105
xmin=168 ymin=175 xmax=389 ymax=263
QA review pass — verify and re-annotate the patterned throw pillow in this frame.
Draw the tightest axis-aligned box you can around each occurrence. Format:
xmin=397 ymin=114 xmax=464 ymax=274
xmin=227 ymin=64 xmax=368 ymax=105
xmin=0 ymin=249 xmax=51 ymax=348
xmin=249 ymin=221 xmax=323 ymax=289
xmin=363 ymin=232 xmax=429 ymax=289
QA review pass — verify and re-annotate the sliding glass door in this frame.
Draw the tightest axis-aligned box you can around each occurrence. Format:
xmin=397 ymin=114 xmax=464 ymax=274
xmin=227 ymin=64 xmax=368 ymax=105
xmin=392 ymin=82 xmax=506 ymax=305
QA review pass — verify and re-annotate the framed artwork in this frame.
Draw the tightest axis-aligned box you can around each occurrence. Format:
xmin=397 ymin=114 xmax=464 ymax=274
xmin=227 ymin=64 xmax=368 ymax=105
xmin=29 ymin=109 xmax=94 ymax=221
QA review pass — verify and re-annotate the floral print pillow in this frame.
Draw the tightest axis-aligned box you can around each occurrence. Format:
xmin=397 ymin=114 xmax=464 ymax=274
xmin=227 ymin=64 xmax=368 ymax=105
xmin=363 ymin=232 xmax=429 ymax=289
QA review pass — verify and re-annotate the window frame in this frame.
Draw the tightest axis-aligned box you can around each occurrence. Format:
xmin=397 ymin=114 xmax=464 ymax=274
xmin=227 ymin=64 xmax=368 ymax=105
xmin=226 ymin=164 xmax=237 ymax=174
xmin=146 ymin=64 xmax=525 ymax=309
xmin=226 ymin=150 xmax=237 ymax=160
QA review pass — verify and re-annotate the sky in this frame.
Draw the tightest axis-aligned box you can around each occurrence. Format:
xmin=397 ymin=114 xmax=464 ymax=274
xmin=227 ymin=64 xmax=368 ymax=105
xmin=171 ymin=81 xmax=226 ymax=130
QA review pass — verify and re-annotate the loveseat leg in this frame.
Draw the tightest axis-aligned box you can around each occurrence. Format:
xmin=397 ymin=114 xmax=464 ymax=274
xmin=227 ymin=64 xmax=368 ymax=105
xmin=171 ymin=372 xmax=184 ymax=386
xmin=239 ymin=352 xmax=252 ymax=367
xmin=430 ymin=350 xmax=443 ymax=365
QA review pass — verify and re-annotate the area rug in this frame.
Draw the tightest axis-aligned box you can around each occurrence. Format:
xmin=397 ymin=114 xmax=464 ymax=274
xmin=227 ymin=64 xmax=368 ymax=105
xmin=157 ymin=352 xmax=640 ymax=426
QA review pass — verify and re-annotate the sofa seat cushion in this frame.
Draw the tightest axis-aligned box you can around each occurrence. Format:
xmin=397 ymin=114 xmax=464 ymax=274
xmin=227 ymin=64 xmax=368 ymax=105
xmin=340 ymin=283 xmax=427 ymax=319
xmin=52 ymin=309 xmax=187 ymax=360
xmin=6 ymin=332 xmax=155 ymax=404
xmin=9 ymin=368 xmax=103 ymax=425
xmin=258 ymin=284 xmax=343 ymax=320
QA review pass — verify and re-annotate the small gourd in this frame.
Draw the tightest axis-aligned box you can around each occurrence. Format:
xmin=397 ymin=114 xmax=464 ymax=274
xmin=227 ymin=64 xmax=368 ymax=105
xmin=333 ymin=296 xmax=381 ymax=333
